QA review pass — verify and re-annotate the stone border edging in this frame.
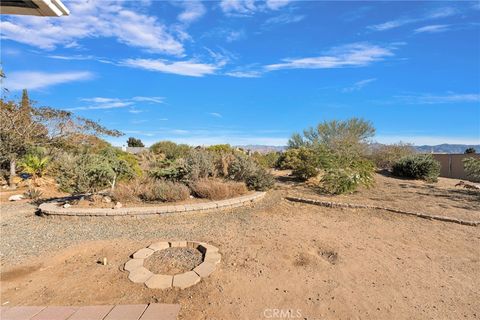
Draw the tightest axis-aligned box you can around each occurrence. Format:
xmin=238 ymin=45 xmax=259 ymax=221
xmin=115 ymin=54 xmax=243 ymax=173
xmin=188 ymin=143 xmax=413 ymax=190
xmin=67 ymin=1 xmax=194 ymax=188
xmin=38 ymin=192 xmax=265 ymax=218
xmin=285 ymin=196 xmax=479 ymax=227
xmin=125 ymin=241 xmax=221 ymax=290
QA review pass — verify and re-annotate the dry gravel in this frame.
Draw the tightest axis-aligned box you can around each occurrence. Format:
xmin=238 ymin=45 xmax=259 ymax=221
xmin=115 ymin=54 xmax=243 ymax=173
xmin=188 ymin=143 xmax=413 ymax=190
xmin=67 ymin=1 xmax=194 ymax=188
xmin=145 ymin=247 xmax=203 ymax=275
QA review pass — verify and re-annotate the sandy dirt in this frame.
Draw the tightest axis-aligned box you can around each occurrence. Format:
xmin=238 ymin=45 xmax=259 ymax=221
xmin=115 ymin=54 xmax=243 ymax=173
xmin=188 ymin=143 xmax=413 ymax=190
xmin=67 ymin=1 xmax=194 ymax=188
xmin=1 ymin=173 xmax=479 ymax=319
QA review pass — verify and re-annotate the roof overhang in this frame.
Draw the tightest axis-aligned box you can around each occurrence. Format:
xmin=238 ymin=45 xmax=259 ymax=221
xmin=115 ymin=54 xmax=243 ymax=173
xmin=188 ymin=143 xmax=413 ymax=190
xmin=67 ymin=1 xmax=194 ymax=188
xmin=0 ymin=0 xmax=69 ymax=16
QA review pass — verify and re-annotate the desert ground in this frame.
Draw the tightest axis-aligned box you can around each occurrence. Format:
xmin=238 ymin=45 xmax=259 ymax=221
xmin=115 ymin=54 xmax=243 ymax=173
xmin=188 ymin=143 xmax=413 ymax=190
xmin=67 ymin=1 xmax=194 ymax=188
xmin=1 ymin=172 xmax=479 ymax=320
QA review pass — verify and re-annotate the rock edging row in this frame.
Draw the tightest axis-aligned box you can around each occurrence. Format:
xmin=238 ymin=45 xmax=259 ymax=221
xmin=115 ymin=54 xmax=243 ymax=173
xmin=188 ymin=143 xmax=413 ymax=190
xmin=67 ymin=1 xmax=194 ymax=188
xmin=38 ymin=192 xmax=265 ymax=218
xmin=285 ymin=196 xmax=479 ymax=227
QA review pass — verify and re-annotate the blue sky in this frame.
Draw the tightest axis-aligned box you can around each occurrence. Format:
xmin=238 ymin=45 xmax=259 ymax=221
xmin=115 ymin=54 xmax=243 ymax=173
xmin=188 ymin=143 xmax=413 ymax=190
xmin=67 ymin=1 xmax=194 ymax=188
xmin=1 ymin=0 xmax=479 ymax=146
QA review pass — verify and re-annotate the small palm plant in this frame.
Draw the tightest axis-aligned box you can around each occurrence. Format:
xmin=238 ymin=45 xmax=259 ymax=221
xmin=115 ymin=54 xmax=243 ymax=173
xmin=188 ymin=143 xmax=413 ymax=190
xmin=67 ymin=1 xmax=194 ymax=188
xmin=19 ymin=154 xmax=49 ymax=184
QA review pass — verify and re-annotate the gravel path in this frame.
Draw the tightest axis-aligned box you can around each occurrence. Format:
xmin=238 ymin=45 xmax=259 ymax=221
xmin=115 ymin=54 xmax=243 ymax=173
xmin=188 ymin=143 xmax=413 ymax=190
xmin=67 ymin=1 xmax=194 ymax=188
xmin=0 ymin=191 xmax=281 ymax=267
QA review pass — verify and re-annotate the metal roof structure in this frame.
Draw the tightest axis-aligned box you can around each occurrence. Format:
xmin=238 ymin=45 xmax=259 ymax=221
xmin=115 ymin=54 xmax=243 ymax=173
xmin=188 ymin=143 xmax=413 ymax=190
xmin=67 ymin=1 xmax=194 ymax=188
xmin=0 ymin=0 xmax=69 ymax=16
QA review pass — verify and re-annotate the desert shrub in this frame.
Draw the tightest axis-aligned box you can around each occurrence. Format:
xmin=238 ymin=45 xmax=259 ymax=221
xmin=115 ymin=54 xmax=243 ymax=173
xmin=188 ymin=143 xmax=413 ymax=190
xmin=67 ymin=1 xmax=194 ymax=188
xmin=252 ymin=151 xmax=280 ymax=169
xmin=51 ymin=149 xmax=135 ymax=194
xmin=392 ymin=154 xmax=440 ymax=182
xmin=139 ymin=179 xmax=190 ymax=202
xmin=24 ymin=188 xmax=43 ymax=200
xmin=190 ymin=178 xmax=247 ymax=200
xmin=276 ymin=149 xmax=301 ymax=170
xmin=206 ymin=144 xmax=234 ymax=153
xmin=463 ymin=157 xmax=480 ymax=182
xmin=321 ymin=159 xmax=375 ymax=194
xmin=245 ymin=168 xmax=275 ymax=191
xmin=117 ymin=151 xmax=142 ymax=177
xmin=227 ymin=154 xmax=258 ymax=181
xmin=226 ymin=153 xmax=274 ymax=191
xmin=150 ymin=141 xmax=190 ymax=160
xmin=183 ymin=149 xmax=217 ymax=181
xmin=149 ymin=158 xmax=186 ymax=181
xmin=371 ymin=143 xmax=415 ymax=169
xmin=291 ymin=147 xmax=322 ymax=180
xmin=111 ymin=178 xmax=147 ymax=203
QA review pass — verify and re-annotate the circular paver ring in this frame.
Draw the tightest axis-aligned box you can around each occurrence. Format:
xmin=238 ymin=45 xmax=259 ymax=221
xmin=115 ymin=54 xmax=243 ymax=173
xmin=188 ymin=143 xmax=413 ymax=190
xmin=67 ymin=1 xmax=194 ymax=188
xmin=124 ymin=241 xmax=221 ymax=289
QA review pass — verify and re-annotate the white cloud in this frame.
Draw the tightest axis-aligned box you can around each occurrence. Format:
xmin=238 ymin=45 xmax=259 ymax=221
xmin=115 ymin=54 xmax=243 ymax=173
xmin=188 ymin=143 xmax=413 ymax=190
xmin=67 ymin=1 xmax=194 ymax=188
xmin=73 ymin=96 xmax=164 ymax=111
xmin=265 ymin=0 xmax=292 ymax=10
xmin=0 ymin=0 xmax=184 ymax=55
xmin=342 ymin=78 xmax=377 ymax=92
xmin=264 ymin=13 xmax=305 ymax=26
xmin=121 ymin=58 xmax=219 ymax=77
xmin=6 ymin=71 xmax=93 ymax=91
xmin=209 ymin=112 xmax=223 ymax=118
xmin=226 ymin=30 xmax=246 ymax=42
xmin=368 ymin=6 xmax=458 ymax=32
xmin=220 ymin=0 xmax=293 ymax=15
xmin=265 ymin=43 xmax=394 ymax=71
xmin=395 ymin=93 xmax=480 ymax=104
xmin=225 ymin=70 xmax=262 ymax=78
xmin=177 ymin=1 xmax=206 ymax=24
xmin=414 ymin=24 xmax=450 ymax=33
xmin=220 ymin=0 xmax=257 ymax=15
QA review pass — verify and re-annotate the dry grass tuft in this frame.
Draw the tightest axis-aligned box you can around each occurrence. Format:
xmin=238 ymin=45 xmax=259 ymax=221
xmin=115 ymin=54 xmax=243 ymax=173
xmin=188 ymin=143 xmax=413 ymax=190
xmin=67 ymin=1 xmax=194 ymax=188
xmin=190 ymin=178 xmax=248 ymax=200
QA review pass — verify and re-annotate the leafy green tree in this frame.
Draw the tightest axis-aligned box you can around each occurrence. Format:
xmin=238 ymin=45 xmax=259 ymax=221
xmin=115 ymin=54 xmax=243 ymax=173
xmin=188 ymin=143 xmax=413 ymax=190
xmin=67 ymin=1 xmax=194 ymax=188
xmin=127 ymin=137 xmax=144 ymax=147
xmin=465 ymin=147 xmax=476 ymax=154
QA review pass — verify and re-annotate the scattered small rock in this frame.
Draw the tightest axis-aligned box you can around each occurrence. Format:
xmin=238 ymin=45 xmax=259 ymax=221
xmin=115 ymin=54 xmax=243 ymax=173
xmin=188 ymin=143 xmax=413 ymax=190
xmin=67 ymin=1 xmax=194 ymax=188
xmin=8 ymin=194 xmax=24 ymax=201
xmin=114 ymin=202 xmax=123 ymax=209
xmin=102 ymin=196 xmax=112 ymax=203
xmin=63 ymin=203 xmax=71 ymax=208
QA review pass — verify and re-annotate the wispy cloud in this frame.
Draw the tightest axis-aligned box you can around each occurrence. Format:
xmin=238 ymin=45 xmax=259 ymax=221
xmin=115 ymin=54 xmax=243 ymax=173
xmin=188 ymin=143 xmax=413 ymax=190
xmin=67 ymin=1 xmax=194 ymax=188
xmin=220 ymin=0 xmax=293 ymax=16
xmin=6 ymin=71 xmax=93 ymax=91
xmin=414 ymin=24 xmax=450 ymax=33
xmin=72 ymin=96 xmax=164 ymax=111
xmin=263 ymin=13 xmax=305 ymax=26
xmin=342 ymin=78 xmax=377 ymax=92
xmin=209 ymin=112 xmax=223 ymax=118
xmin=226 ymin=30 xmax=246 ymax=42
xmin=0 ymin=1 xmax=184 ymax=55
xmin=368 ymin=6 xmax=458 ymax=32
xmin=265 ymin=43 xmax=395 ymax=71
xmin=225 ymin=70 xmax=262 ymax=78
xmin=395 ymin=93 xmax=480 ymax=104
xmin=121 ymin=58 xmax=219 ymax=77
xmin=177 ymin=1 xmax=206 ymax=24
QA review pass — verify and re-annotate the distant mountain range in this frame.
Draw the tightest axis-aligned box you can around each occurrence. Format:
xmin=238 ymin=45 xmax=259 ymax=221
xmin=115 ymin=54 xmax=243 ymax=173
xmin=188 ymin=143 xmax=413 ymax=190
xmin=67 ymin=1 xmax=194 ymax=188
xmin=238 ymin=144 xmax=479 ymax=154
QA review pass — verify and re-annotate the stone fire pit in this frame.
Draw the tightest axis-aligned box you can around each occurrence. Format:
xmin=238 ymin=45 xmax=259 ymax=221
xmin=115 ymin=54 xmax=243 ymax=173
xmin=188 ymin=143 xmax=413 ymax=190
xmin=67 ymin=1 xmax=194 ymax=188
xmin=124 ymin=241 xmax=221 ymax=289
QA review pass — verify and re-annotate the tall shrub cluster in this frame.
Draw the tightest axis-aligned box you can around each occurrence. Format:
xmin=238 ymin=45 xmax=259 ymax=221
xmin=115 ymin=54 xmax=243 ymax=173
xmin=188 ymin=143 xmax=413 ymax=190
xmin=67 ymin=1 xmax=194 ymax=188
xmin=285 ymin=118 xmax=376 ymax=194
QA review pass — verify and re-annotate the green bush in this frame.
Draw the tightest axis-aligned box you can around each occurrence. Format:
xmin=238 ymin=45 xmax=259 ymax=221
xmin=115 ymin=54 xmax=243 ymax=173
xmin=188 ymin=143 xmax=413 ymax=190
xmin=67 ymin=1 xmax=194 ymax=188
xmin=276 ymin=149 xmax=301 ymax=170
xmin=245 ymin=168 xmax=275 ymax=191
xmin=463 ymin=157 xmax=480 ymax=182
xmin=206 ymin=144 xmax=234 ymax=153
xmin=149 ymin=158 xmax=186 ymax=181
xmin=291 ymin=147 xmax=321 ymax=180
xmin=392 ymin=154 xmax=440 ymax=182
xmin=252 ymin=151 xmax=280 ymax=169
xmin=150 ymin=141 xmax=190 ymax=160
xmin=227 ymin=154 xmax=274 ymax=191
xmin=183 ymin=149 xmax=217 ymax=181
xmin=51 ymin=148 xmax=135 ymax=194
xmin=321 ymin=159 xmax=374 ymax=194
